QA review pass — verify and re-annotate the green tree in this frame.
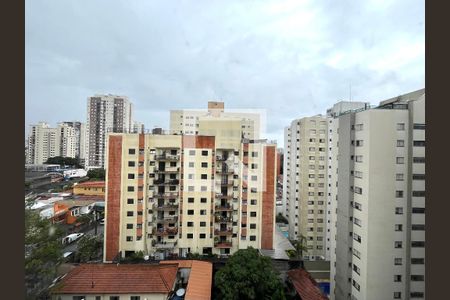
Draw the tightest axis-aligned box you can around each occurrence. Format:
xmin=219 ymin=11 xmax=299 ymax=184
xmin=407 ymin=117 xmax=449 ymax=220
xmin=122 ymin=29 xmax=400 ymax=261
xmin=287 ymin=234 xmax=308 ymax=260
xmin=87 ymin=168 xmax=105 ymax=180
xmin=215 ymin=247 xmax=286 ymax=300
xmin=276 ymin=213 xmax=289 ymax=224
xmin=77 ymin=235 xmax=103 ymax=262
xmin=45 ymin=156 xmax=81 ymax=167
xmin=25 ymin=209 xmax=65 ymax=298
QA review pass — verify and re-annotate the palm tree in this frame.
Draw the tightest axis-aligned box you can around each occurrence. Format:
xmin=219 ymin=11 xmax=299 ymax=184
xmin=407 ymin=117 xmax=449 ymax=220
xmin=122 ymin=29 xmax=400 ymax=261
xmin=289 ymin=234 xmax=308 ymax=261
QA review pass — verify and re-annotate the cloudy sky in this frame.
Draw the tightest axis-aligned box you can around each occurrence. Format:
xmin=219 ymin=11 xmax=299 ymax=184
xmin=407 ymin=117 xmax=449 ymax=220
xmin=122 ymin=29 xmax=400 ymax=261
xmin=25 ymin=0 xmax=424 ymax=144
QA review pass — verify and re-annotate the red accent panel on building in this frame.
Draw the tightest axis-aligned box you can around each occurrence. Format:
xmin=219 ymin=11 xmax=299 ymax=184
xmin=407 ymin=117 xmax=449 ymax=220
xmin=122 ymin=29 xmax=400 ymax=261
xmin=182 ymin=136 xmax=215 ymax=149
xmin=261 ymin=145 xmax=276 ymax=250
xmin=105 ymin=135 xmax=122 ymax=262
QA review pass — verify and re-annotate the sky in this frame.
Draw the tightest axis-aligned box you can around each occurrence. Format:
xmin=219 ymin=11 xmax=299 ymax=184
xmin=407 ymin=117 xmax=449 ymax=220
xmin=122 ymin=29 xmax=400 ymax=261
xmin=25 ymin=0 xmax=424 ymax=145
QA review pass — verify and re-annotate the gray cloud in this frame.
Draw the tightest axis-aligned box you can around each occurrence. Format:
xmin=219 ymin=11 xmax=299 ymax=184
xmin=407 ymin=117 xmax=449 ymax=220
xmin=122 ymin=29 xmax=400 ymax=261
xmin=26 ymin=0 xmax=424 ymax=144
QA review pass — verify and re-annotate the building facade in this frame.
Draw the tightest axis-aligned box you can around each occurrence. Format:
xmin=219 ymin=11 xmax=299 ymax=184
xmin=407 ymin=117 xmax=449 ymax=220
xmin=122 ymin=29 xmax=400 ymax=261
xmin=283 ymin=116 xmax=329 ymax=260
xmin=104 ymin=111 xmax=277 ymax=261
xmin=26 ymin=122 xmax=85 ymax=165
xmin=329 ymin=89 xmax=425 ymax=300
xmin=85 ymin=95 xmax=134 ymax=169
xmin=169 ymin=101 xmax=262 ymax=139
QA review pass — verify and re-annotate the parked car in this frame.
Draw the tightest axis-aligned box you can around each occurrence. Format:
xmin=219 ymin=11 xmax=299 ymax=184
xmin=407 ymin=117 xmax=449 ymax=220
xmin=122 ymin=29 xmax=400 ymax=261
xmin=62 ymin=233 xmax=84 ymax=245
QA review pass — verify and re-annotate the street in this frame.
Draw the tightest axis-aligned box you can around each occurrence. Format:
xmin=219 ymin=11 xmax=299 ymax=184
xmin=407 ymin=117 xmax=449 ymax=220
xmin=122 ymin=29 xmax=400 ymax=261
xmin=63 ymin=223 xmax=104 ymax=253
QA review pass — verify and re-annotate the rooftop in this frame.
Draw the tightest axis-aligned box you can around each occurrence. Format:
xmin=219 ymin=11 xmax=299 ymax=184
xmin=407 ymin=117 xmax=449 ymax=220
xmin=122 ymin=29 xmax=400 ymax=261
xmin=287 ymin=268 xmax=328 ymax=300
xmin=51 ymin=263 xmax=177 ymax=295
xmin=75 ymin=181 xmax=105 ymax=188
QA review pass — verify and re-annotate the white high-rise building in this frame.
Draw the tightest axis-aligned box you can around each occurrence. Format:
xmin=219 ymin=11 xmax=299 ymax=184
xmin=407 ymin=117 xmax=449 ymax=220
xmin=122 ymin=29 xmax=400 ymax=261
xmin=329 ymin=89 xmax=425 ymax=300
xmin=85 ymin=94 xmax=134 ymax=169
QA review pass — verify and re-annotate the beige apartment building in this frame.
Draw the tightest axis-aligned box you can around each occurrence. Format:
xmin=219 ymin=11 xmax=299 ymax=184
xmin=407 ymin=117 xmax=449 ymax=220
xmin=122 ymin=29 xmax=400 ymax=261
xmin=283 ymin=115 xmax=329 ymax=260
xmin=329 ymin=89 xmax=425 ymax=300
xmin=169 ymin=101 xmax=262 ymax=139
xmin=104 ymin=106 xmax=277 ymax=261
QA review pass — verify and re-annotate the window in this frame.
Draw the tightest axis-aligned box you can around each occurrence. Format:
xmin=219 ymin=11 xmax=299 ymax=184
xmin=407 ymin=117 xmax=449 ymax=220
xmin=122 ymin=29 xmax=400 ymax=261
xmin=396 ymin=173 xmax=404 ymax=181
xmin=187 ymin=210 xmax=194 ymax=215
xmin=413 ymin=157 xmax=425 ymax=163
xmin=412 ymin=207 xmax=425 ymax=214
xmin=397 ymin=123 xmax=405 ymax=130
xmin=411 ymin=275 xmax=424 ymax=281
xmin=201 ymin=186 xmax=207 ymax=192
xmin=188 ymin=174 xmax=194 ymax=179
xmin=396 ymin=157 xmax=405 ymax=164
xmin=126 ymin=224 xmax=133 ymax=229
xmin=201 ymin=162 xmax=208 ymax=168
xmin=355 ymin=155 xmax=363 ymax=162
xmin=250 ymin=223 xmax=256 ymax=229
xmin=394 ymin=241 xmax=403 ymax=248
xmin=250 ymin=235 xmax=256 ymax=241
xmin=251 ymin=151 xmax=258 ymax=157
xmin=128 ymin=161 xmax=135 ymax=167
xmin=127 ymin=211 xmax=134 ymax=217
xmin=200 ymin=221 xmax=206 ymax=227
xmin=126 ymin=236 xmax=133 ymax=242
xmin=355 ymin=140 xmax=363 ymax=147
xmin=250 ymin=199 xmax=257 ymax=205
xmin=130 ymin=297 xmax=141 ymax=300
xmin=413 ymin=191 xmax=426 ymax=197
xmin=250 ymin=212 xmax=257 ymax=217
xmin=188 ymin=186 xmax=194 ymax=192
xmin=127 ymin=186 xmax=134 ymax=192
xmin=355 ymin=124 xmax=363 ymax=131
xmin=353 ymin=248 xmax=361 ymax=259
xmin=352 ymin=264 xmax=360 ymax=275
xmin=188 ymin=197 xmax=194 ymax=203
xmin=188 ymin=162 xmax=194 ymax=168
xmin=411 ymin=258 xmax=425 ymax=264
xmin=353 ymin=233 xmax=361 ymax=243
xmin=410 ymin=292 xmax=424 ymax=298
xmin=413 ymin=174 xmax=425 ymax=180
xmin=200 ymin=209 xmax=207 ymax=215
xmin=73 ymin=297 xmax=87 ymax=300
xmin=412 ymin=224 xmax=425 ymax=230
xmin=397 ymin=140 xmax=405 ymax=147
xmin=251 ymin=163 xmax=258 ymax=169
xmin=201 ymin=174 xmax=208 ymax=180
xmin=394 ymin=275 xmax=402 ymax=282
xmin=199 ymin=233 xmax=206 ymax=239
xmin=354 ymin=187 xmax=362 ymax=194
xmin=395 ymin=191 xmax=404 ymax=198
xmin=414 ymin=123 xmax=425 ymax=130
xmin=413 ymin=140 xmax=426 ymax=147
xmin=394 ymin=292 xmax=401 ymax=299
xmin=127 ymin=198 xmax=134 ymax=204
xmin=394 ymin=258 xmax=402 ymax=265
xmin=395 ymin=207 xmax=403 ymax=215
xmin=354 ymin=171 xmax=363 ymax=179
xmin=395 ymin=224 xmax=403 ymax=231
xmin=354 ymin=218 xmax=362 ymax=227
xmin=128 ymin=149 xmax=136 ymax=155
xmin=200 ymin=197 xmax=207 ymax=203
xmin=189 ymin=150 xmax=195 ymax=155
xmin=187 ymin=233 xmax=193 ymax=239
xmin=201 ymin=150 xmax=208 ymax=156
xmin=187 ymin=222 xmax=193 ymax=227
xmin=354 ymin=202 xmax=362 ymax=211
xmin=352 ymin=279 xmax=360 ymax=291
xmin=128 ymin=173 xmax=135 ymax=179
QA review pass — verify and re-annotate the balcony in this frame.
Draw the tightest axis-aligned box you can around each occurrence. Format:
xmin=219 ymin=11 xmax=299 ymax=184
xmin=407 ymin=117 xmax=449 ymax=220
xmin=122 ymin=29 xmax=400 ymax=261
xmin=154 ymin=241 xmax=177 ymax=249
xmin=154 ymin=167 xmax=180 ymax=173
xmin=154 ymin=179 xmax=180 ymax=185
xmin=153 ymin=227 xmax=178 ymax=236
xmin=216 ymin=168 xmax=234 ymax=175
xmin=214 ymin=241 xmax=233 ymax=248
xmin=216 ymin=180 xmax=233 ymax=187
xmin=216 ymin=155 xmax=229 ymax=161
xmin=215 ymin=215 xmax=233 ymax=223
xmin=215 ymin=193 xmax=233 ymax=200
xmin=156 ymin=215 xmax=178 ymax=224
xmin=154 ymin=202 xmax=179 ymax=211
xmin=215 ymin=204 xmax=233 ymax=211
xmin=214 ymin=228 xmax=233 ymax=235
xmin=155 ymin=192 xmax=179 ymax=199
xmin=155 ymin=153 xmax=179 ymax=161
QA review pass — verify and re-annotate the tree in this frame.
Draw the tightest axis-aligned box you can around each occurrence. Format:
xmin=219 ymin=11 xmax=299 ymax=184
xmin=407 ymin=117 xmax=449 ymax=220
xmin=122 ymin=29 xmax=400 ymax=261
xmin=87 ymin=168 xmax=105 ymax=180
xmin=77 ymin=235 xmax=103 ymax=262
xmin=287 ymin=234 xmax=308 ymax=261
xmin=25 ymin=209 xmax=65 ymax=298
xmin=276 ymin=213 xmax=289 ymax=224
xmin=215 ymin=247 xmax=286 ymax=300
xmin=45 ymin=156 xmax=81 ymax=168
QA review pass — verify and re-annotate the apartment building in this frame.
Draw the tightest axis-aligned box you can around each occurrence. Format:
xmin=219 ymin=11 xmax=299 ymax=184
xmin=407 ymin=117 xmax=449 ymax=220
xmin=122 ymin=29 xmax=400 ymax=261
xmin=104 ymin=111 xmax=277 ymax=261
xmin=26 ymin=122 xmax=84 ymax=165
xmin=329 ymin=89 xmax=425 ymax=300
xmin=169 ymin=101 xmax=262 ymax=139
xmin=85 ymin=94 xmax=134 ymax=169
xmin=283 ymin=115 xmax=330 ymax=260
xmin=58 ymin=121 xmax=86 ymax=163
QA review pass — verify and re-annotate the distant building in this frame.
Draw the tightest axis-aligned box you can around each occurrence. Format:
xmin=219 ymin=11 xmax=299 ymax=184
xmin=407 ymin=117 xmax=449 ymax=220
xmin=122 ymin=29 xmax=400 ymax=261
xmin=85 ymin=94 xmax=134 ymax=169
xmin=73 ymin=181 xmax=105 ymax=196
xmin=133 ymin=121 xmax=145 ymax=134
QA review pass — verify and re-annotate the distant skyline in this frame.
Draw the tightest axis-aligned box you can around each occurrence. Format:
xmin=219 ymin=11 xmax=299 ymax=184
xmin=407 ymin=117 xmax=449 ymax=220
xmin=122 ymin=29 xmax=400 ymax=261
xmin=26 ymin=0 xmax=424 ymax=144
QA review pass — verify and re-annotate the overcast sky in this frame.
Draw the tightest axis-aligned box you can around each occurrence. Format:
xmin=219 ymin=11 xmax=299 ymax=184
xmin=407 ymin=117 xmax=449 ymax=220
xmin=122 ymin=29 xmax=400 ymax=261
xmin=25 ymin=0 xmax=424 ymax=144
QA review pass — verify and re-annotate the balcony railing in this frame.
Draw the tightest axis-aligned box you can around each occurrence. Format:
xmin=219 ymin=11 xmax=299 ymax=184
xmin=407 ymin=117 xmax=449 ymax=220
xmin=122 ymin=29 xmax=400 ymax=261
xmin=215 ymin=204 xmax=233 ymax=211
xmin=156 ymin=216 xmax=178 ymax=223
xmin=155 ymin=192 xmax=179 ymax=198
xmin=215 ymin=216 xmax=233 ymax=223
xmin=155 ymin=154 xmax=179 ymax=161
xmin=216 ymin=180 xmax=233 ymax=187
xmin=215 ymin=193 xmax=233 ymax=199
xmin=154 ymin=179 xmax=180 ymax=185
xmin=216 ymin=168 xmax=234 ymax=174
xmin=154 ymin=203 xmax=179 ymax=211
xmin=153 ymin=227 xmax=178 ymax=236
xmin=154 ymin=167 xmax=180 ymax=173
xmin=154 ymin=241 xmax=177 ymax=249
xmin=216 ymin=155 xmax=229 ymax=161
xmin=214 ymin=241 xmax=233 ymax=248
xmin=214 ymin=228 xmax=233 ymax=235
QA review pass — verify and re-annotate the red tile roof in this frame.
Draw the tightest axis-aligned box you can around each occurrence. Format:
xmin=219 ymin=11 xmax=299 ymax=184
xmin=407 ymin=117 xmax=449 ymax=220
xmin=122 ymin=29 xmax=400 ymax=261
xmin=160 ymin=259 xmax=193 ymax=268
xmin=185 ymin=260 xmax=212 ymax=300
xmin=76 ymin=181 xmax=105 ymax=188
xmin=287 ymin=269 xmax=328 ymax=300
xmin=52 ymin=264 xmax=177 ymax=294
